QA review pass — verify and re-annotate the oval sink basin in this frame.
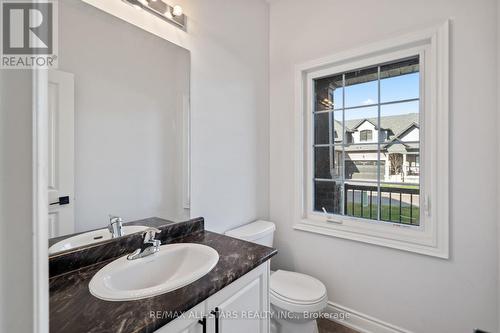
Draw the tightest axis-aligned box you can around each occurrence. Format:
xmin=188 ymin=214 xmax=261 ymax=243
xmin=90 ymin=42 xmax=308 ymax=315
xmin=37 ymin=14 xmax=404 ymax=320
xmin=49 ymin=226 xmax=149 ymax=255
xmin=89 ymin=243 xmax=219 ymax=301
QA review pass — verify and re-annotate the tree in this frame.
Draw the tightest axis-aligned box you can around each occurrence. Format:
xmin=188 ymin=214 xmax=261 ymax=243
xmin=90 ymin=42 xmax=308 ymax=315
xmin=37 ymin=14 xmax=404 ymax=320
xmin=389 ymin=153 xmax=403 ymax=176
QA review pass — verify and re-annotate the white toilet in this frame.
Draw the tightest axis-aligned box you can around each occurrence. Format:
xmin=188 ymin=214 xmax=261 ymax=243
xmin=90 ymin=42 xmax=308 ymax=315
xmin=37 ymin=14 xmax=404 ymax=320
xmin=226 ymin=220 xmax=328 ymax=333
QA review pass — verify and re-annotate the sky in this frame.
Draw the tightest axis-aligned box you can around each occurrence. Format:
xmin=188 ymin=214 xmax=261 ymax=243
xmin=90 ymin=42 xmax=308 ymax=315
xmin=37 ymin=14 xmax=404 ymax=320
xmin=329 ymin=72 xmax=419 ymax=121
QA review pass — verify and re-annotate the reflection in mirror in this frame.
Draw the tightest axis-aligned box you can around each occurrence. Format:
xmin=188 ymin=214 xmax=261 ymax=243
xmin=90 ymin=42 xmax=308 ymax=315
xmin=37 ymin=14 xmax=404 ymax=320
xmin=48 ymin=0 xmax=190 ymax=255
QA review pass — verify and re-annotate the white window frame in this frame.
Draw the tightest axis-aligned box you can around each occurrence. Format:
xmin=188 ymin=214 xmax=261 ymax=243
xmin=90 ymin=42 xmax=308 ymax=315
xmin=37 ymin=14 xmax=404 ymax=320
xmin=293 ymin=21 xmax=449 ymax=258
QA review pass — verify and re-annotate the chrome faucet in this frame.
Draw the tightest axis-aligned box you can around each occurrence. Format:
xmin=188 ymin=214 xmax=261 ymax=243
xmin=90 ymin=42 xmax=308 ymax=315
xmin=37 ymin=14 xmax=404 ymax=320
xmin=108 ymin=215 xmax=123 ymax=238
xmin=127 ymin=227 xmax=162 ymax=260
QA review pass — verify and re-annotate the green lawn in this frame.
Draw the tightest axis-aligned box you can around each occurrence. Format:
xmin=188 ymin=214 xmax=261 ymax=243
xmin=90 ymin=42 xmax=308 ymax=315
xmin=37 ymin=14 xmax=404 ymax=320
xmin=346 ymin=203 xmax=419 ymax=225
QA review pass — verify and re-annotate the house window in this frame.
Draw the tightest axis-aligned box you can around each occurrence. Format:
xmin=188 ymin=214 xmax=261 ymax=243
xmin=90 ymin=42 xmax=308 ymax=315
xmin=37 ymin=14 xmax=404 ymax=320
xmin=313 ymin=56 xmax=420 ymax=225
xmin=359 ymin=130 xmax=373 ymax=142
xmin=294 ymin=23 xmax=449 ymax=258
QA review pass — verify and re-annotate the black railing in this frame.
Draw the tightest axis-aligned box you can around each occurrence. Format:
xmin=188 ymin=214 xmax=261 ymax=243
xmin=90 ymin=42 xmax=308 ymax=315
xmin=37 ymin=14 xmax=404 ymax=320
xmin=344 ymin=183 xmax=420 ymax=225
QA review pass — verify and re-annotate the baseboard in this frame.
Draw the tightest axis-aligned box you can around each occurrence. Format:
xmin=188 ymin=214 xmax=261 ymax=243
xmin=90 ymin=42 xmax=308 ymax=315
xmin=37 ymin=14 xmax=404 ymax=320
xmin=323 ymin=301 xmax=413 ymax=333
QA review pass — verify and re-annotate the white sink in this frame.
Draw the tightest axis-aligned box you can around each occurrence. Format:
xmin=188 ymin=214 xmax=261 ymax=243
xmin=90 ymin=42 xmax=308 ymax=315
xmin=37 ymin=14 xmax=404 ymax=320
xmin=49 ymin=226 xmax=149 ymax=255
xmin=89 ymin=243 xmax=219 ymax=301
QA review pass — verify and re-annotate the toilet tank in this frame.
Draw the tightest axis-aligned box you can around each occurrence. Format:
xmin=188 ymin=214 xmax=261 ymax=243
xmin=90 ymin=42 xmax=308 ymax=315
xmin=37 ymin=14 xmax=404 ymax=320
xmin=225 ymin=220 xmax=275 ymax=247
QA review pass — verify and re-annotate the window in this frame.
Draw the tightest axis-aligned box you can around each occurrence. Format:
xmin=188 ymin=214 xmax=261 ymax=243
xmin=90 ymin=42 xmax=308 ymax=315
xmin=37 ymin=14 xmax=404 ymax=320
xmin=294 ymin=23 xmax=449 ymax=258
xmin=359 ymin=130 xmax=373 ymax=142
xmin=313 ymin=56 xmax=420 ymax=225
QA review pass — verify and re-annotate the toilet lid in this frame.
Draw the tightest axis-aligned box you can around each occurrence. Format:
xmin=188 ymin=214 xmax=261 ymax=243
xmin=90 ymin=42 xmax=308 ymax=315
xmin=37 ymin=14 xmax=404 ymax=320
xmin=270 ymin=270 xmax=326 ymax=304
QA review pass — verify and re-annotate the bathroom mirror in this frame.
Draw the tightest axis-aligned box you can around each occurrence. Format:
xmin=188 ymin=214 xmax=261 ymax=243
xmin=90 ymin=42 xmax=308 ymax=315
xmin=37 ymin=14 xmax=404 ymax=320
xmin=48 ymin=0 xmax=190 ymax=255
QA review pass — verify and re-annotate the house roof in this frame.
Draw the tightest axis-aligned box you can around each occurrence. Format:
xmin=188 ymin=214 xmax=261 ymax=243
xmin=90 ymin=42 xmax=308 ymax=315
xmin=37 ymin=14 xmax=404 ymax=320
xmin=333 ymin=113 xmax=419 ymax=142
xmin=349 ymin=118 xmax=379 ymax=131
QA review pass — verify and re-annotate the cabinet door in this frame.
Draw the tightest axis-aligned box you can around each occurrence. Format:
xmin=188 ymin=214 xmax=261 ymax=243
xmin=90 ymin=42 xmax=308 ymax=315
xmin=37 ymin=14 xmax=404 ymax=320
xmin=154 ymin=303 xmax=206 ymax=333
xmin=207 ymin=262 xmax=270 ymax=333
xmin=154 ymin=316 xmax=205 ymax=333
xmin=178 ymin=319 xmax=204 ymax=333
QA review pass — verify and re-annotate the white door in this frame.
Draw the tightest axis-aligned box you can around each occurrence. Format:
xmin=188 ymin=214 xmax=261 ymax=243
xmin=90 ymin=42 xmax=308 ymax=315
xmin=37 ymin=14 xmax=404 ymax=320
xmin=48 ymin=70 xmax=75 ymax=238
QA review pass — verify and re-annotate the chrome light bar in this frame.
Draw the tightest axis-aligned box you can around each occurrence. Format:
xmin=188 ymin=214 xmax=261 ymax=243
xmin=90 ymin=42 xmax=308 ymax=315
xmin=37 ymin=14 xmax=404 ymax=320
xmin=123 ymin=0 xmax=187 ymax=31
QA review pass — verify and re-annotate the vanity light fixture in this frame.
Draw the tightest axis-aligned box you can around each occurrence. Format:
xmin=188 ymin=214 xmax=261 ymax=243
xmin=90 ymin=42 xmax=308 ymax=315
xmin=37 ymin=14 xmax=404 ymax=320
xmin=172 ymin=5 xmax=183 ymax=16
xmin=123 ymin=0 xmax=187 ymax=31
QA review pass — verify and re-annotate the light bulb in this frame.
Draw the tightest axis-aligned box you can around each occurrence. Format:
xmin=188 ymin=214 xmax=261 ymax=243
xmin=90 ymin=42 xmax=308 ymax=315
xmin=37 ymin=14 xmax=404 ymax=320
xmin=172 ymin=5 xmax=183 ymax=17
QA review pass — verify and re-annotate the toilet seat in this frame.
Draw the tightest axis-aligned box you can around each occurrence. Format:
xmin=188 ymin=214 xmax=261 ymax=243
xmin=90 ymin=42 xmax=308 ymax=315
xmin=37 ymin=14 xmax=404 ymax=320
xmin=270 ymin=270 xmax=327 ymax=313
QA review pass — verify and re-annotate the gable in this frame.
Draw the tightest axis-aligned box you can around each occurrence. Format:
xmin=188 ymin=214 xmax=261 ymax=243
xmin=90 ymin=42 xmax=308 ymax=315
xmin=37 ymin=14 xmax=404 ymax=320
xmin=355 ymin=119 xmax=377 ymax=131
xmin=398 ymin=124 xmax=419 ymax=142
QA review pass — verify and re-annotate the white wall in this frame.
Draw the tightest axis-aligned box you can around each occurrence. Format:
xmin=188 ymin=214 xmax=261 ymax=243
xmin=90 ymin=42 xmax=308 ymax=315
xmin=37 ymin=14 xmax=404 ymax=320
xmin=82 ymin=0 xmax=271 ymax=233
xmin=269 ymin=0 xmax=498 ymax=332
xmin=0 ymin=71 xmax=34 ymax=332
xmin=184 ymin=0 xmax=270 ymax=232
xmin=59 ymin=0 xmax=190 ymax=232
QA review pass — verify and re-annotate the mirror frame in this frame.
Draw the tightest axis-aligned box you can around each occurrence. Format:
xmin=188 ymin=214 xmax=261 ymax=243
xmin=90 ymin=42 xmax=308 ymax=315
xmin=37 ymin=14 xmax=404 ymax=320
xmin=33 ymin=1 xmax=192 ymax=332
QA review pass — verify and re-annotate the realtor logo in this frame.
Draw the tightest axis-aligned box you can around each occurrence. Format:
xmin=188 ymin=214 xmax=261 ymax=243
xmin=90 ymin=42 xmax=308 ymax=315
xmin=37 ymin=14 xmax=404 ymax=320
xmin=1 ymin=0 xmax=57 ymax=68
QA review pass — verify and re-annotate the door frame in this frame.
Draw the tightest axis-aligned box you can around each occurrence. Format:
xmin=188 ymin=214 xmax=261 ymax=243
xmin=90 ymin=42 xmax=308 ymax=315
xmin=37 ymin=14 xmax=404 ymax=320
xmin=33 ymin=69 xmax=49 ymax=333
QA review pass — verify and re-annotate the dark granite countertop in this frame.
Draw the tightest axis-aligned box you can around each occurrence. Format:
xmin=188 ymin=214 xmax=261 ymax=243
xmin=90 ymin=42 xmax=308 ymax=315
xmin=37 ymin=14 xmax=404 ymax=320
xmin=49 ymin=229 xmax=277 ymax=333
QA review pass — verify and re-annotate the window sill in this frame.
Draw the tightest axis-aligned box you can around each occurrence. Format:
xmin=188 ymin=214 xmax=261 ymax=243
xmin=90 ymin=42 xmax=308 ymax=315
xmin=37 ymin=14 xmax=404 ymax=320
xmin=293 ymin=218 xmax=449 ymax=259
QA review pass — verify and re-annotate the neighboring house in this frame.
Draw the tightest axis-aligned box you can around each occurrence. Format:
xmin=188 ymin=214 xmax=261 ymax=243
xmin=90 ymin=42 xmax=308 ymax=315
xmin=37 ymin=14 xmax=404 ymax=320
xmin=331 ymin=113 xmax=420 ymax=183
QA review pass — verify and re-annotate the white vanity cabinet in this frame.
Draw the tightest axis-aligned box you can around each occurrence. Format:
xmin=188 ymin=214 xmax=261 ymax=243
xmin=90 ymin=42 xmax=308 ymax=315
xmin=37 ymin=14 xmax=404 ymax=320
xmin=156 ymin=262 xmax=270 ymax=333
xmin=158 ymin=303 xmax=205 ymax=333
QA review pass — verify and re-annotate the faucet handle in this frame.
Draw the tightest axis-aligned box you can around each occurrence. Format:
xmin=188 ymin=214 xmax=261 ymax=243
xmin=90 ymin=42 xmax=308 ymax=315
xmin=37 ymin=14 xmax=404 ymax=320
xmin=142 ymin=227 xmax=161 ymax=243
xmin=127 ymin=227 xmax=162 ymax=260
